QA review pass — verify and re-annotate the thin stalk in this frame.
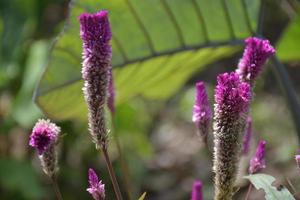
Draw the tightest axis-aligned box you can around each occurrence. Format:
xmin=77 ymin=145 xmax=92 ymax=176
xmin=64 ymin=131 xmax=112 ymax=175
xmin=112 ymin=117 xmax=133 ymax=200
xmin=101 ymin=147 xmax=123 ymax=200
xmin=244 ymin=183 xmax=252 ymax=200
xmin=51 ymin=176 xmax=63 ymax=200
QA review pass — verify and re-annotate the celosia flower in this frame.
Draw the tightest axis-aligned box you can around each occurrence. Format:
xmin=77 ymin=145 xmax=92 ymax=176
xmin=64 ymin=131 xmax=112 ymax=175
xmin=79 ymin=10 xmax=112 ymax=149
xmin=29 ymin=119 xmax=60 ymax=177
xmin=213 ymin=72 xmax=251 ymax=200
xmin=29 ymin=119 xmax=60 ymax=155
xmin=236 ymin=37 xmax=275 ymax=84
xmin=242 ymin=117 xmax=252 ymax=155
xmin=107 ymin=65 xmax=115 ymax=115
xmin=192 ymin=81 xmax=212 ymax=143
xmin=191 ymin=180 xmax=203 ymax=200
xmin=87 ymin=168 xmax=105 ymax=200
xmin=296 ymin=154 xmax=300 ymax=171
xmin=249 ymin=140 xmax=266 ymax=174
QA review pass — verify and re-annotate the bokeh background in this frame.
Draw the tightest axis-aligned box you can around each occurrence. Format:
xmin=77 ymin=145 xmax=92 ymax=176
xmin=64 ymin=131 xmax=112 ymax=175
xmin=1 ymin=0 xmax=300 ymax=199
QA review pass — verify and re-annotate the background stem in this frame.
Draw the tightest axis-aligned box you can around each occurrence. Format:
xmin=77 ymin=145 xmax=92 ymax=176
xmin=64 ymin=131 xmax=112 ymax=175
xmin=51 ymin=176 xmax=63 ymax=200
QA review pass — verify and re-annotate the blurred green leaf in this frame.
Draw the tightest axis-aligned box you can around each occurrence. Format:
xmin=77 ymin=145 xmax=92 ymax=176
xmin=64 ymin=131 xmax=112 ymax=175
xmin=244 ymin=173 xmax=295 ymax=200
xmin=277 ymin=12 xmax=300 ymax=61
xmin=35 ymin=0 xmax=260 ymax=121
xmin=12 ymin=41 xmax=49 ymax=127
xmin=0 ymin=159 xmax=44 ymax=199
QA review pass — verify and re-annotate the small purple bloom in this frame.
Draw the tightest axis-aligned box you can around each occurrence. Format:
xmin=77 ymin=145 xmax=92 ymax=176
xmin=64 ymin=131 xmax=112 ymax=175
xmin=87 ymin=168 xmax=105 ymax=200
xmin=29 ymin=119 xmax=60 ymax=155
xmin=191 ymin=180 xmax=203 ymax=200
xmin=242 ymin=117 xmax=252 ymax=155
xmin=79 ymin=10 xmax=112 ymax=149
xmin=249 ymin=140 xmax=266 ymax=174
xmin=295 ymin=152 xmax=300 ymax=173
xmin=237 ymin=37 xmax=275 ymax=84
xmin=192 ymin=81 xmax=212 ymax=143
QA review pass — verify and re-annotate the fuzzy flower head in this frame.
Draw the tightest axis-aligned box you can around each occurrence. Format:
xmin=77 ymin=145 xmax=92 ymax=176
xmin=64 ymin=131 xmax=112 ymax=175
xmin=79 ymin=10 xmax=112 ymax=149
xmin=249 ymin=140 xmax=266 ymax=174
xmin=242 ymin=117 xmax=252 ymax=155
xmin=29 ymin=119 xmax=60 ymax=155
xmin=191 ymin=180 xmax=203 ymax=200
xmin=237 ymin=37 xmax=275 ymax=84
xmin=87 ymin=168 xmax=105 ymax=200
xmin=215 ymin=72 xmax=252 ymax=119
xmin=192 ymin=82 xmax=212 ymax=142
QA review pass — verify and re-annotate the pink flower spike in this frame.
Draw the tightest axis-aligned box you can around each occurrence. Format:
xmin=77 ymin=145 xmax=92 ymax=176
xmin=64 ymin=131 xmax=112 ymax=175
xmin=87 ymin=168 xmax=105 ymax=200
xmin=249 ymin=140 xmax=266 ymax=174
xmin=191 ymin=180 xmax=203 ymax=200
xmin=29 ymin=119 xmax=60 ymax=155
xmin=237 ymin=37 xmax=275 ymax=84
xmin=192 ymin=81 xmax=212 ymax=142
xmin=295 ymin=153 xmax=300 ymax=172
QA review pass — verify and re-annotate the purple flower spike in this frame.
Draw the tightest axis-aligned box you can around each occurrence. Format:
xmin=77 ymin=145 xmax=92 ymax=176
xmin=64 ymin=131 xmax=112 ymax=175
xmin=29 ymin=119 xmax=60 ymax=155
xmin=192 ymin=82 xmax=212 ymax=143
xmin=87 ymin=168 xmax=105 ymax=200
xmin=191 ymin=180 xmax=203 ymax=200
xmin=237 ymin=37 xmax=275 ymax=84
xmin=249 ymin=140 xmax=266 ymax=174
xmin=295 ymin=151 xmax=300 ymax=173
xmin=79 ymin=10 xmax=112 ymax=149
xmin=213 ymin=72 xmax=251 ymax=200
xmin=242 ymin=117 xmax=252 ymax=155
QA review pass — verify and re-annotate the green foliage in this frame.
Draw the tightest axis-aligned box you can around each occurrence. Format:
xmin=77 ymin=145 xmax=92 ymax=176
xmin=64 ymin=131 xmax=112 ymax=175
xmin=277 ymin=12 xmax=300 ymax=61
xmin=0 ymin=159 xmax=45 ymax=199
xmin=34 ymin=0 xmax=261 ymax=121
xmin=244 ymin=173 xmax=295 ymax=200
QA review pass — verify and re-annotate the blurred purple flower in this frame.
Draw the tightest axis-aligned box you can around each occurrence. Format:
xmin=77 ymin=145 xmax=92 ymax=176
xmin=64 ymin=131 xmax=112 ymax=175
xmin=191 ymin=180 xmax=203 ymax=200
xmin=249 ymin=140 xmax=266 ymax=174
xmin=213 ymin=72 xmax=251 ymax=200
xmin=237 ymin=37 xmax=275 ymax=84
xmin=192 ymin=81 xmax=212 ymax=143
xmin=87 ymin=168 xmax=105 ymax=200
xmin=79 ymin=10 xmax=112 ymax=149
xmin=242 ymin=117 xmax=252 ymax=155
xmin=29 ymin=119 xmax=60 ymax=155
xmin=295 ymin=151 xmax=300 ymax=173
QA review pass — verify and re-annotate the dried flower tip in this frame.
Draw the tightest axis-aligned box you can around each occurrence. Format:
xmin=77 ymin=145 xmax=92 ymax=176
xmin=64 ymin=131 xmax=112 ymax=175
xmin=29 ymin=119 xmax=60 ymax=155
xmin=213 ymin=72 xmax=251 ymax=200
xmin=87 ymin=168 xmax=105 ymax=200
xmin=249 ymin=140 xmax=266 ymax=174
xmin=242 ymin=117 xmax=252 ymax=155
xmin=192 ymin=81 xmax=212 ymax=143
xmin=79 ymin=10 xmax=112 ymax=149
xmin=191 ymin=180 xmax=203 ymax=200
xmin=237 ymin=37 xmax=275 ymax=84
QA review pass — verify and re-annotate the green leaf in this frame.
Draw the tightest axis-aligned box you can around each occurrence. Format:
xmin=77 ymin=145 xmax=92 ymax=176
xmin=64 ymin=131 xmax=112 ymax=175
xmin=277 ymin=12 xmax=300 ymax=61
xmin=244 ymin=173 xmax=295 ymax=200
xmin=0 ymin=159 xmax=45 ymax=199
xmin=34 ymin=0 xmax=260 ymax=121
xmin=138 ymin=192 xmax=146 ymax=200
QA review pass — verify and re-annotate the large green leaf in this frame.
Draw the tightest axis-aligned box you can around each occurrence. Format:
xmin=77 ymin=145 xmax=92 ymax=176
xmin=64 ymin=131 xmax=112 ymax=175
xmin=244 ymin=173 xmax=295 ymax=200
xmin=34 ymin=0 xmax=260 ymax=121
xmin=277 ymin=12 xmax=300 ymax=61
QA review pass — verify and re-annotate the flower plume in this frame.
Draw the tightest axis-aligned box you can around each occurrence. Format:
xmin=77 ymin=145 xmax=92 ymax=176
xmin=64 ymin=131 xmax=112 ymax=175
xmin=79 ymin=10 xmax=112 ymax=149
xmin=87 ymin=168 xmax=105 ymax=200
xmin=249 ymin=140 xmax=266 ymax=174
xmin=192 ymin=81 xmax=212 ymax=143
xmin=213 ymin=72 xmax=251 ymax=200
xmin=237 ymin=37 xmax=275 ymax=84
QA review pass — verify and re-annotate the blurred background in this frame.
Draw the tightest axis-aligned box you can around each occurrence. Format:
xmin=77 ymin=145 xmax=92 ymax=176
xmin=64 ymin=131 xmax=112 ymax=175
xmin=1 ymin=0 xmax=300 ymax=199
